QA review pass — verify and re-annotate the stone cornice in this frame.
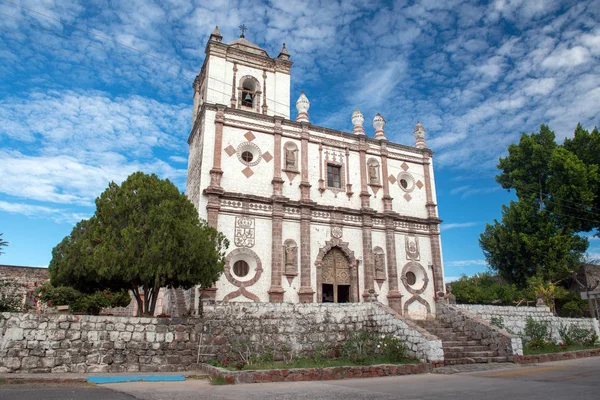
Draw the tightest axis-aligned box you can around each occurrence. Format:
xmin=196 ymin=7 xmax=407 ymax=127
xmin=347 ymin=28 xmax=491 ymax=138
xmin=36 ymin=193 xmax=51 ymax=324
xmin=204 ymin=40 xmax=293 ymax=74
xmin=191 ymin=105 xmax=432 ymax=161
xmin=215 ymin=190 xmax=442 ymax=231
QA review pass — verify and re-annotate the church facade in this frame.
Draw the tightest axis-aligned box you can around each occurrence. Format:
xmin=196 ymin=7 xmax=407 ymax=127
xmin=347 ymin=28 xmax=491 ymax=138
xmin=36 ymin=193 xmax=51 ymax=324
xmin=186 ymin=28 xmax=445 ymax=318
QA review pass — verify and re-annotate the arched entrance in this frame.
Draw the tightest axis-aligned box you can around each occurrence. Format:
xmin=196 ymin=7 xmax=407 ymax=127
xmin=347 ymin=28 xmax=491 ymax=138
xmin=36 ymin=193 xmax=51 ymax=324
xmin=315 ymin=239 xmax=358 ymax=304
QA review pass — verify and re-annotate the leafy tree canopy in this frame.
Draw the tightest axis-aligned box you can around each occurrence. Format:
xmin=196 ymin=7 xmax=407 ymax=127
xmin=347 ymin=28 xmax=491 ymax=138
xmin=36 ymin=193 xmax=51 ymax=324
xmin=49 ymin=172 xmax=229 ymax=315
xmin=480 ymin=124 xmax=599 ymax=288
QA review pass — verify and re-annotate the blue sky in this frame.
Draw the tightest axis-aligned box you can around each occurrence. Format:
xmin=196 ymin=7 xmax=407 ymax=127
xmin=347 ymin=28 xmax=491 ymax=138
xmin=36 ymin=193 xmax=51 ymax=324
xmin=1 ymin=0 xmax=599 ymax=280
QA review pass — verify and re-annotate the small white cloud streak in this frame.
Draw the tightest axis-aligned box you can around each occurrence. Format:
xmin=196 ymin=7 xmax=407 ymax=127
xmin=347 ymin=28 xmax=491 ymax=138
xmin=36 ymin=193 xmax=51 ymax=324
xmin=441 ymin=222 xmax=479 ymax=231
xmin=445 ymin=259 xmax=489 ymax=267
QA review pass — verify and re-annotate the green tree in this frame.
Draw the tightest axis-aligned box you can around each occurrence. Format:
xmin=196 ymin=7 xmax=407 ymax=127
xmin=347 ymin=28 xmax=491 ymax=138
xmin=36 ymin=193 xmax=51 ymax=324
xmin=0 ymin=232 xmax=7 ymax=255
xmin=480 ymin=200 xmax=588 ymax=287
xmin=563 ymin=124 xmax=600 ymax=231
xmin=49 ymin=172 xmax=229 ymax=315
xmin=481 ymin=124 xmax=598 ymax=288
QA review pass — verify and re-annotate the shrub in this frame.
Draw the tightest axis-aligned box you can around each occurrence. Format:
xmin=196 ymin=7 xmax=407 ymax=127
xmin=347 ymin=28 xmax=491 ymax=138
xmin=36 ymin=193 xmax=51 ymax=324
xmin=35 ymin=283 xmax=131 ymax=315
xmin=0 ymin=279 xmax=23 ymax=312
xmin=558 ymin=324 xmax=593 ymax=347
xmin=523 ymin=317 xmax=550 ymax=344
xmin=381 ymin=336 xmax=406 ymax=362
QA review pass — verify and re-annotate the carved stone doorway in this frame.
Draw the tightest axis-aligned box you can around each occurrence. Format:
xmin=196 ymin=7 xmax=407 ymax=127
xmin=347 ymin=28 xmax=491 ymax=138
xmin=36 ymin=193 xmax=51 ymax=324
xmin=321 ymin=247 xmax=353 ymax=303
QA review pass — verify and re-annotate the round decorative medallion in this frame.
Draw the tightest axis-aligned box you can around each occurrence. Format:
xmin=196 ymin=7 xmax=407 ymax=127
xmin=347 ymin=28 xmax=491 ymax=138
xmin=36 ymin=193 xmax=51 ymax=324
xmin=401 ymin=262 xmax=429 ymax=294
xmin=397 ymin=172 xmax=415 ymax=192
xmin=331 ymin=226 xmax=343 ymax=239
xmin=237 ymin=142 xmax=262 ymax=166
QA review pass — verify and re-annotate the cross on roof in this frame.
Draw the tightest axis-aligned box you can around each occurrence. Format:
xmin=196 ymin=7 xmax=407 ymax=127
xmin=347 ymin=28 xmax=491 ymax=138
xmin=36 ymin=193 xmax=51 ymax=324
xmin=239 ymin=24 xmax=248 ymax=38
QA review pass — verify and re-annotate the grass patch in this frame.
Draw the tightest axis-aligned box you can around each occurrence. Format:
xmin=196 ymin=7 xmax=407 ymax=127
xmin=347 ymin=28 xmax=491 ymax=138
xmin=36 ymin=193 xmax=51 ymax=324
xmin=212 ymin=356 xmax=420 ymax=371
xmin=523 ymin=344 xmax=600 ymax=355
xmin=209 ymin=376 xmax=231 ymax=385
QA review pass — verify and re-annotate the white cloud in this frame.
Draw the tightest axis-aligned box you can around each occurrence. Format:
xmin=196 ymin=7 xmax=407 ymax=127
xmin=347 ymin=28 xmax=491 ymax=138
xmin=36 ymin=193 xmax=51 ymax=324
xmin=445 ymin=260 xmax=489 ymax=267
xmin=0 ymin=200 xmax=88 ymax=224
xmin=441 ymin=222 xmax=479 ymax=231
xmin=541 ymin=46 xmax=591 ymax=69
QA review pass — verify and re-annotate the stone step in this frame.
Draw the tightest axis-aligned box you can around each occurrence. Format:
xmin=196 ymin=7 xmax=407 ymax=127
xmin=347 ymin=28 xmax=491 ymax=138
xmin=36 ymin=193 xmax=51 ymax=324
xmin=444 ymin=356 xmax=508 ymax=365
xmin=443 ymin=345 xmax=490 ymax=352
xmin=443 ymin=340 xmax=481 ymax=347
xmin=444 ymin=350 xmax=498 ymax=359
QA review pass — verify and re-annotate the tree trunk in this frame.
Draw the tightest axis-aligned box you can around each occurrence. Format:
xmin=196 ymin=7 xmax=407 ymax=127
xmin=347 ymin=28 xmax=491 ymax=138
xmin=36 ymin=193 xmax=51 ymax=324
xmin=132 ymin=287 xmax=144 ymax=317
xmin=148 ymin=287 xmax=159 ymax=316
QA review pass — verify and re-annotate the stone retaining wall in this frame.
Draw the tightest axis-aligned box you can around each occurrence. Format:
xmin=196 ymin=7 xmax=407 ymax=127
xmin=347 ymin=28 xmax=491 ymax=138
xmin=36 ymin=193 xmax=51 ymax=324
xmin=437 ymin=302 xmax=523 ymax=356
xmin=516 ymin=348 xmax=600 ymax=364
xmin=1 ymin=302 xmax=443 ymax=373
xmin=0 ymin=313 xmax=201 ymax=373
xmin=200 ymin=362 xmax=426 ymax=384
xmin=199 ymin=302 xmax=443 ymax=363
xmin=455 ymin=304 xmax=600 ymax=342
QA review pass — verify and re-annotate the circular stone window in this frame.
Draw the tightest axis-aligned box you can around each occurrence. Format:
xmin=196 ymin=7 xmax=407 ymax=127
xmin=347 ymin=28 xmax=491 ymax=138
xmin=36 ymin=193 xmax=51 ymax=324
xmin=233 ymin=260 xmax=250 ymax=278
xmin=237 ymin=142 xmax=262 ymax=166
xmin=397 ymin=172 xmax=415 ymax=192
xmin=406 ymin=271 xmax=417 ymax=285
xmin=241 ymin=151 xmax=254 ymax=163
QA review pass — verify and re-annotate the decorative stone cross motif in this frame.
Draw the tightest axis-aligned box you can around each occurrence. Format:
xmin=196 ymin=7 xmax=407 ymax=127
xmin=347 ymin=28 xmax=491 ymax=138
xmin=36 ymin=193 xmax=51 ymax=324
xmin=239 ymin=24 xmax=248 ymax=38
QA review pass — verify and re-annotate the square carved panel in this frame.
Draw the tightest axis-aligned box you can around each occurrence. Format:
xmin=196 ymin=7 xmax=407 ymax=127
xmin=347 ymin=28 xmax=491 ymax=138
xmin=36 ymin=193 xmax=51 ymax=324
xmin=224 ymin=145 xmax=236 ymax=157
xmin=242 ymin=167 xmax=254 ymax=178
xmin=388 ymin=174 xmax=397 ymax=185
xmin=403 ymin=193 xmax=412 ymax=202
xmin=416 ymin=180 xmax=424 ymax=189
xmin=401 ymin=162 xmax=409 ymax=171
xmin=244 ymin=131 xmax=256 ymax=142
xmin=262 ymin=151 xmax=273 ymax=163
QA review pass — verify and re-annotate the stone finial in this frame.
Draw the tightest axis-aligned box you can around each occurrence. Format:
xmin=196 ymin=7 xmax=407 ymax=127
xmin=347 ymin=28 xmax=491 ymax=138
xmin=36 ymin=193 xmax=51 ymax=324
xmin=277 ymin=43 xmax=290 ymax=60
xmin=373 ymin=113 xmax=386 ymax=140
xmin=210 ymin=26 xmax=223 ymax=42
xmin=351 ymin=109 xmax=365 ymax=135
xmin=414 ymin=121 xmax=426 ymax=148
xmin=296 ymin=91 xmax=310 ymax=123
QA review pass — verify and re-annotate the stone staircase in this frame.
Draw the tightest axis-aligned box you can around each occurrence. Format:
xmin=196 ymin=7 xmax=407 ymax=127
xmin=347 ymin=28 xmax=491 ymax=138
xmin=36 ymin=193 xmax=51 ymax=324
xmin=415 ymin=319 xmax=509 ymax=365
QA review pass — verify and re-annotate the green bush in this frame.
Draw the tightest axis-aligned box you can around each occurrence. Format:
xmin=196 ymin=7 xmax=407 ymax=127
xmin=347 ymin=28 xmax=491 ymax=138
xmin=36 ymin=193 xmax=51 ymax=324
xmin=450 ymin=273 xmax=531 ymax=305
xmin=0 ymin=279 xmax=24 ymax=312
xmin=523 ymin=317 xmax=550 ymax=344
xmin=35 ymin=283 xmax=131 ymax=315
xmin=558 ymin=324 xmax=593 ymax=347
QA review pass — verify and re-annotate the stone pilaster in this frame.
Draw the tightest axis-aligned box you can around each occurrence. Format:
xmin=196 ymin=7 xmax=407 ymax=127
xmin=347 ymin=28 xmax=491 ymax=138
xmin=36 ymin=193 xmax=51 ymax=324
xmin=358 ymin=138 xmax=371 ymax=209
xmin=272 ymin=117 xmax=285 ymax=196
xmin=385 ymin=220 xmax=402 ymax=313
xmin=230 ymin=63 xmax=237 ymax=108
xmin=380 ymin=142 xmax=393 ymax=212
xmin=262 ymin=70 xmax=268 ymax=114
xmin=208 ymin=105 xmax=226 ymax=189
xmin=422 ymin=150 xmax=444 ymax=298
xmin=298 ymin=207 xmax=314 ymax=302
xmin=300 ymin=123 xmax=311 ymax=201
xmin=268 ymin=202 xmax=285 ymax=302
xmin=361 ymin=213 xmax=375 ymax=301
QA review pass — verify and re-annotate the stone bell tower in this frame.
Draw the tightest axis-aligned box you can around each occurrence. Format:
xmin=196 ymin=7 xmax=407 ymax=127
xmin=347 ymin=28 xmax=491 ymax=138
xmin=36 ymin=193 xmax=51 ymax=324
xmin=192 ymin=26 xmax=293 ymax=125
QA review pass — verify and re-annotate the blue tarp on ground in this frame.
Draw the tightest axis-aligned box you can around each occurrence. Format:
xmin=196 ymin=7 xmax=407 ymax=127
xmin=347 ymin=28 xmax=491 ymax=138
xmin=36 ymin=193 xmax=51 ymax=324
xmin=87 ymin=375 xmax=186 ymax=384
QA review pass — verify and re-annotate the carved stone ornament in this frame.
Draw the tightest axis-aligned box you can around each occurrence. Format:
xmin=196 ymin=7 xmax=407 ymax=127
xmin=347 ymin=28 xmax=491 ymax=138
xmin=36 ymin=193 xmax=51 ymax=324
xmin=405 ymin=235 xmax=420 ymax=261
xmin=234 ymin=216 xmax=255 ymax=248
xmin=331 ymin=226 xmax=343 ymax=239
xmin=283 ymin=239 xmax=298 ymax=284
xmin=373 ymin=247 xmax=386 ymax=288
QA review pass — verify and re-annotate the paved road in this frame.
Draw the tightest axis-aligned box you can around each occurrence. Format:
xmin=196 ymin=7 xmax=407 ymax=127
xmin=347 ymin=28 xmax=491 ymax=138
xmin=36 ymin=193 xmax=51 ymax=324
xmin=0 ymin=382 xmax=135 ymax=400
xmin=3 ymin=357 xmax=600 ymax=400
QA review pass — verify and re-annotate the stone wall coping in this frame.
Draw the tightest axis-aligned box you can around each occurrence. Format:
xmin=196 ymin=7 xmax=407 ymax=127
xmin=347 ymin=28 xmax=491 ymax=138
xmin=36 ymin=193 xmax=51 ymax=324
xmin=442 ymin=304 xmax=520 ymax=339
xmin=199 ymin=362 xmax=427 ymax=384
xmin=455 ymin=304 xmax=552 ymax=313
xmin=372 ymin=302 xmax=440 ymax=341
xmin=516 ymin=348 xmax=600 ymax=364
